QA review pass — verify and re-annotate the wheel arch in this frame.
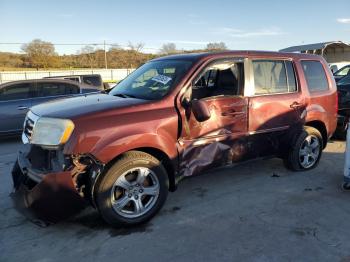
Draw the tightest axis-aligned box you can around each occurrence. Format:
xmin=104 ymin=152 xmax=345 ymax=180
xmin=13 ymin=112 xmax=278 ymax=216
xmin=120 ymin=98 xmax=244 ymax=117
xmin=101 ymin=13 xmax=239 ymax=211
xmin=99 ymin=146 xmax=177 ymax=193
xmin=131 ymin=147 xmax=177 ymax=192
xmin=305 ymin=120 xmax=328 ymax=148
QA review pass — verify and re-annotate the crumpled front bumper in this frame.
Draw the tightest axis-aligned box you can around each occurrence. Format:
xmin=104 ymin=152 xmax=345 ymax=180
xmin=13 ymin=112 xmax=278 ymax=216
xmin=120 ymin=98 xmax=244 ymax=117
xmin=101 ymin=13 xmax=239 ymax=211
xmin=11 ymin=147 xmax=87 ymax=223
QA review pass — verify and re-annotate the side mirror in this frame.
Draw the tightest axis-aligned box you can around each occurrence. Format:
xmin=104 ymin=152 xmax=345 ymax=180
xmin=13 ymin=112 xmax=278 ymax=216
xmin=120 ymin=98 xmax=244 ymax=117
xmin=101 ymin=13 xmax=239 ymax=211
xmin=191 ymin=99 xmax=211 ymax=122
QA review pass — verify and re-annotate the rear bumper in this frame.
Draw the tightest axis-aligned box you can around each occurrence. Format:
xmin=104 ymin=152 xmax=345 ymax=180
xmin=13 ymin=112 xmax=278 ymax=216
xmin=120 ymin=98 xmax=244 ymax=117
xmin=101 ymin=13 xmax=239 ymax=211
xmin=11 ymin=147 xmax=86 ymax=223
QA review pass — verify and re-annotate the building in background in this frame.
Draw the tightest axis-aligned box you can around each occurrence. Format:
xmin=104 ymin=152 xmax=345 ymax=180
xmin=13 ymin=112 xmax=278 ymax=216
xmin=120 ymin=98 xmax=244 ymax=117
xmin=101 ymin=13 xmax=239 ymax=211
xmin=280 ymin=41 xmax=350 ymax=72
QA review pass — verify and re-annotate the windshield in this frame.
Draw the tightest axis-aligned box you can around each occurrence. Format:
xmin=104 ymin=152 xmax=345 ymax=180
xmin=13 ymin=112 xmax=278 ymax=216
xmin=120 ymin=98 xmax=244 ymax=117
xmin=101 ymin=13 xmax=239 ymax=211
xmin=338 ymin=75 xmax=350 ymax=85
xmin=334 ymin=66 xmax=350 ymax=76
xmin=109 ymin=60 xmax=193 ymax=100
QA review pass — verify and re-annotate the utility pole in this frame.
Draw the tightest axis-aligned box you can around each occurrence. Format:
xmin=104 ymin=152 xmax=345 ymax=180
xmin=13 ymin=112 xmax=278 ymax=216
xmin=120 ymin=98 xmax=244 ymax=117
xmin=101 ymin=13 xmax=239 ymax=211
xmin=104 ymin=40 xmax=108 ymax=69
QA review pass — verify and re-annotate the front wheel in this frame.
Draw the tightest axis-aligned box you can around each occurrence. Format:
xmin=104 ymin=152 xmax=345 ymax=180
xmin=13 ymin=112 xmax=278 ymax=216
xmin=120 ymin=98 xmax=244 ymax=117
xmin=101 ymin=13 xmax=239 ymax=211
xmin=95 ymin=151 xmax=168 ymax=227
xmin=284 ymin=127 xmax=323 ymax=171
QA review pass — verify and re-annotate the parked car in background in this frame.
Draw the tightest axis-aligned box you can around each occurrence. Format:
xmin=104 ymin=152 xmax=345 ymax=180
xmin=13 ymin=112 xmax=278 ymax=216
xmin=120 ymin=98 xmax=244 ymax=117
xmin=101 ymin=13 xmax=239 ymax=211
xmin=335 ymin=74 xmax=350 ymax=139
xmin=12 ymin=51 xmax=337 ymax=227
xmin=333 ymin=64 xmax=350 ymax=82
xmin=0 ymin=79 xmax=101 ymax=136
xmin=329 ymin=62 xmax=349 ymax=74
xmin=44 ymin=74 xmax=106 ymax=90
xmin=104 ymin=80 xmax=119 ymax=89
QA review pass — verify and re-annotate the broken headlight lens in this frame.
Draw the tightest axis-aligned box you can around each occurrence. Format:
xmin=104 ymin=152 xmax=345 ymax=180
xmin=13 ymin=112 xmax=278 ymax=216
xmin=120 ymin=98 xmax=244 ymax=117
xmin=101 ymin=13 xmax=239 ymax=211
xmin=31 ymin=117 xmax=75 ymax=146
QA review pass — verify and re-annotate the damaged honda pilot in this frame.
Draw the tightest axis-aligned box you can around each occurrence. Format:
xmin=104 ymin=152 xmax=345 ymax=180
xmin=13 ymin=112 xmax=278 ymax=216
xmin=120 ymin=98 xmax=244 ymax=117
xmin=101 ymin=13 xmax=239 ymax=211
xmin=12 ymin=51 xmax=337 ymax=226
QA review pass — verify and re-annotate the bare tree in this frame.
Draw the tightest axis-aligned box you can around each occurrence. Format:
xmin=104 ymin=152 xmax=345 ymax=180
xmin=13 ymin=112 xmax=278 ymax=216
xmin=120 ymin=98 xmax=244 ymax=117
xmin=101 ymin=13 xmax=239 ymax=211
xmin=79 ymin=45 xmax=96 ymax=68
xmin=159 ymin=43 xmax=177 ymax=55
xmin=21 ymin=39 xmax=58 ymax=68
xmin=127 ymin=42 xmax=145 ymax=52
xmin=206 ymin=42 xmax=227 ymax=51
xmin=3 ymin=40 xmax=159 ymax=70
xmin=81 ymin=45 xmax=96 ymax=54
xmin=109 ymin=43 xmax=122 ymax=51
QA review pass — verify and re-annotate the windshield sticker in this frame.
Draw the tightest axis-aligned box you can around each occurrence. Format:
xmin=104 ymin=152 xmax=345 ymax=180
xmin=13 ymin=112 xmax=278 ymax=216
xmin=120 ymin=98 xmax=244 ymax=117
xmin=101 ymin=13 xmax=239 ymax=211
xmin=151 ymin=75 xmax=172 ymax=85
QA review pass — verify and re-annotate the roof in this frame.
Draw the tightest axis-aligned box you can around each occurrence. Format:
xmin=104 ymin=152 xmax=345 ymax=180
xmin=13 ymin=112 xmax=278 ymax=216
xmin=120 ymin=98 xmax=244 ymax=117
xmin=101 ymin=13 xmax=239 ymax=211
xmin=0 ymin=78 xmax=83 ymax=87
xmin=151 ymin=50 xmax=319 ymax=63
xmin=150 ymin=52 xmax=209 ymax=62
xmin=44 ymin=74 xmax=101 ymax=78
xmin=279 ymin=41 xmax=350 ymax=52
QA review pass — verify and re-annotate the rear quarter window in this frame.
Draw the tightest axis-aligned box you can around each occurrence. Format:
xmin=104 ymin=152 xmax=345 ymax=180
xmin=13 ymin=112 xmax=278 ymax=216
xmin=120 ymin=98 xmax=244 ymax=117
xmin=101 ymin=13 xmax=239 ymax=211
xmin=301 ymin=61 xmax=329 ymax=92
xmin=83 ymin=76 xmax=102 ymax=87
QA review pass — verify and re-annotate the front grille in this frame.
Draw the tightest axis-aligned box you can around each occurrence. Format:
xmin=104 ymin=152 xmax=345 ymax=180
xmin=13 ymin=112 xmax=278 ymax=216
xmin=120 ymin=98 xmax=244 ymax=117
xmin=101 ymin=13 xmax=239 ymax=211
xmin=24 ymin=117 xmax=34 ymax=139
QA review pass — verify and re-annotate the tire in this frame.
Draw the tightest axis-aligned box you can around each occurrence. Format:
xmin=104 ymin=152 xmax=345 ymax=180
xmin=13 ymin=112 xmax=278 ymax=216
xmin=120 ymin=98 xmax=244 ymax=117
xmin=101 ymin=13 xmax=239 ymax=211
xmin=95 ymin=151 xmax=168 ymax=227
xmin=283 ymin=126 xmax=323 ymax=171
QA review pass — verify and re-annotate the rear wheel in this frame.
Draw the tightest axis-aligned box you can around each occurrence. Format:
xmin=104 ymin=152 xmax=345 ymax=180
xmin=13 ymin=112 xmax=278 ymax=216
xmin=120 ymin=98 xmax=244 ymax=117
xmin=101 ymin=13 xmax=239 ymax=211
xmin=95 ymin=151 xmax=168 ymax=227
xmin=284 ymin=127 xmax=323 ymax=171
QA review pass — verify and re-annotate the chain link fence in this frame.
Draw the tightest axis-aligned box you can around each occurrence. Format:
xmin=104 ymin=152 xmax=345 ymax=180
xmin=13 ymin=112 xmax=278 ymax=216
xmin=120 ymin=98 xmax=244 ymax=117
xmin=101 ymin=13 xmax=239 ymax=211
xmin=0 ymin=68 xmax=135 ymax=84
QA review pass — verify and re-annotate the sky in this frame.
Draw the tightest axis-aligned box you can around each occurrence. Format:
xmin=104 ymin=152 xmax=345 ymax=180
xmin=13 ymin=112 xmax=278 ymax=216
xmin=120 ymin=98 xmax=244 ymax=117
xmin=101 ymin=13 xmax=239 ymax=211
xmin=1 ymin=0 xmax=350 ymax=55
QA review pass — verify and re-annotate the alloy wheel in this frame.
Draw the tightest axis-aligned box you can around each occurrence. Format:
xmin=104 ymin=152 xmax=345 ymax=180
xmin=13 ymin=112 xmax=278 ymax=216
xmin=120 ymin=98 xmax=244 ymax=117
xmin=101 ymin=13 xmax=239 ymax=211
xmin=299 ymin=135 xmax=320 ymax=169
xmin=110 ymin=167 xmax=160 ymax=218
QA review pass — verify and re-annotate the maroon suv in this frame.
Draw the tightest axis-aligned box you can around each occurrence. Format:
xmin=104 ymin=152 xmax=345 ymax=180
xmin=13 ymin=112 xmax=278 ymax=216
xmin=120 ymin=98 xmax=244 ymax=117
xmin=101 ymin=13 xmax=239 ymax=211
xmin=12 ymin=51 xmax=337 ymax=226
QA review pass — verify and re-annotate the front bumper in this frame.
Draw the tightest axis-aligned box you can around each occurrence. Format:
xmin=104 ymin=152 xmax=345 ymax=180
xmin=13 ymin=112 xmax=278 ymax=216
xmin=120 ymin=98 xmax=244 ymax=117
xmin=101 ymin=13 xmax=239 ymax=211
xmin=11 ymin=145 xmax=87 ymax=223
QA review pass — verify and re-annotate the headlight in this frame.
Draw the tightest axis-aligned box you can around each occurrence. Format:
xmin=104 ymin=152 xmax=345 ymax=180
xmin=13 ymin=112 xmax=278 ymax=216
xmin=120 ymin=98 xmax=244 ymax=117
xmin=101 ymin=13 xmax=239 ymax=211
xmin=31 ymin=117 xmax=75 ymax=146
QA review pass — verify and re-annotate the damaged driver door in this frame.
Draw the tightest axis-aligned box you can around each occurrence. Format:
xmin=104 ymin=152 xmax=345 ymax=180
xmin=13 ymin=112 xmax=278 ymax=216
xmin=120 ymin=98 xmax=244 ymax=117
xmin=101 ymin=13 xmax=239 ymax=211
xmin=178 ymin=58 xmax=249 ymax=177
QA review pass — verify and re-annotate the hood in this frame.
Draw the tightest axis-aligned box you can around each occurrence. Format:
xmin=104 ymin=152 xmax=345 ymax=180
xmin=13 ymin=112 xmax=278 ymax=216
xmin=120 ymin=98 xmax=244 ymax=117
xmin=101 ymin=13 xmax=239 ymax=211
xmin=30 ymin=93 xmax=148 ymax=119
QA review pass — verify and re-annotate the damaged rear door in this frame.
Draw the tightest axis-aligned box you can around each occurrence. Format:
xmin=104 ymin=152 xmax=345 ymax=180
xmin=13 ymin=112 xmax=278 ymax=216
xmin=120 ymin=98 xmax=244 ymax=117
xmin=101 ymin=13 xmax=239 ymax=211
xmin=177 ymin=58 xmax=249 ymax=177
xmin=246 ymin=58 xmax=304 ymax=157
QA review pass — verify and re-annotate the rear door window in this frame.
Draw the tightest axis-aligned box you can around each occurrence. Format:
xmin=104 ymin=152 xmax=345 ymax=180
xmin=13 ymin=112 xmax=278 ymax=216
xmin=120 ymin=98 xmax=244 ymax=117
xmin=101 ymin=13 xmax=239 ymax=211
xmin=301 ymin=61 xmax=329 ymax=91
xmin=285 ymin=61 xmax=297 ymax=92
xmin=64 ymin=83 xmax=80 ymax=94
xmin=36 ymin=82 xmax=67 ymax=97
xmin=252 ymin=60 xmax=296 ymax=95
xmin=0 ymin=83 xmax=31 ymax=101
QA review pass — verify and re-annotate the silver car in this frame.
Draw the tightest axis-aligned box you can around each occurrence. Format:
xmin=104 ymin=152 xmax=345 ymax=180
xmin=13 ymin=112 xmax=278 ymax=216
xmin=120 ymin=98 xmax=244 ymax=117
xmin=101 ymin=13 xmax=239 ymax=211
xmin=0 ymin=79 xmax=101 ymax=136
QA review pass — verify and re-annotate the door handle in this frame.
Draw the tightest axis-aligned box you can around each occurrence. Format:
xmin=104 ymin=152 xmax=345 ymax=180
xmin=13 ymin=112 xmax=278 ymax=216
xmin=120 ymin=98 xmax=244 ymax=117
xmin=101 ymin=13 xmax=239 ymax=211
xmin=290 ymin=101 xmax=302 ymax=109
xmin=17 ymin=106 xmax=29 ymax=111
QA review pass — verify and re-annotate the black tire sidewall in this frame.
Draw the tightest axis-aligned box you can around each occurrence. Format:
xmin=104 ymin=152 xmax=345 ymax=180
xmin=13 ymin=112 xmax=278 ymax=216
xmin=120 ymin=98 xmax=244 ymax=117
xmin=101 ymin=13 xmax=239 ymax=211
xmin=95 ymin=151 xmax=168 ymax=227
